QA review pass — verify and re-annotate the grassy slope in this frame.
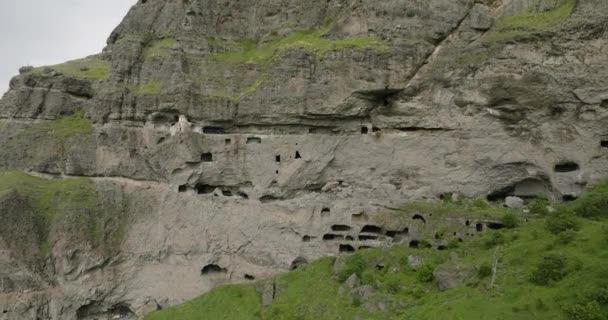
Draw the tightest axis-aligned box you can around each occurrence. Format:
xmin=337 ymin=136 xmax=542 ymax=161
xmin=30 ymin=57 xmax=111 ymax=80
xmin=146 ymin=184 xmax=608 ymax=320
xmin=483 ymin=0 xmax=576 ymax=44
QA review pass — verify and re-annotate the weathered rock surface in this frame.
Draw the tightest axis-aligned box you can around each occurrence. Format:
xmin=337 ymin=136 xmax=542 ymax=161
xmin=1 ymin=0 xmax=608 ymax=318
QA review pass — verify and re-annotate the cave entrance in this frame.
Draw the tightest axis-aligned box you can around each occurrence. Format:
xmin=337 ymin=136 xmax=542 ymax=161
xmin=412 ymin=214 xmax=426 ymax=224
xmin=339 ymin=244 xmax=355 ymax=253
xmin=201 ymin=152 xmax=213 ymax=162
xmin=201 ymin=264 xmax=227 ymax=275
xmin=554 ymin=161 xmax=579 ymax=173
xmin=360 ymin=225 xmax=383 ymax=234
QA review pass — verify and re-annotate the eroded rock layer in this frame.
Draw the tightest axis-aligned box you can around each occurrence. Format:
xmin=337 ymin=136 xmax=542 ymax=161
xmin=1 ymin=0 xmax=608 ymax=318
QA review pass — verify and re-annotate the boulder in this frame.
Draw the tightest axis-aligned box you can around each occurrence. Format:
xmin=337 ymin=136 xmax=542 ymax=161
xmin=505 ymin=196 xmax=524 ymax=209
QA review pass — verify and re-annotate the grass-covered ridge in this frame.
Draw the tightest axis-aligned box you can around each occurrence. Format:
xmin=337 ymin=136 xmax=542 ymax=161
xmin=31 ymin=57 xmax=111 ymax=80
xmin=127 ymin=81 xmax=162 ymax=95
xmin=483 ymin=0 xmax=576 ymax=44
xmin=145 ymin=182 xmax=608 ymax=320
xmin=213 ymin=27 xmax=385 ymax=65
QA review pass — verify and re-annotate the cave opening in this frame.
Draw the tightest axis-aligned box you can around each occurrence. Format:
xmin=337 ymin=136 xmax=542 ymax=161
xmin=331 ymin=225 xmax=351 ymax=231
xmin=290 ymin=257 xmax=308 ymax=270
xmin=295 ymin=151 xmax=302 ymax=159
xmin=409 ymin=240 xmax=420 ymax=248
xmin=412 ymin=214 xmax=427 ymax=224
xmin=361 ymin=127 xmax=369 ymax=134
xmin=323 ymin=234 xmax=344 ymax=241
xmin=361 ymin=225 xmax=383 ymax=234
xmin=476 ymin=223 xmax=484 ymax=232
xmin=487 ymin=222 xmax=505 ymax=230
xmin=201 ymin=152 xmax=213 ymax=162
xmin=359 ymin=235 xmax=379 ymax=241
xmin=203 ymin=126 xmax=226 ymax=134
xmin=178 ymin=185 xmax=188 ymax=193
xmin=201 ymin=264 xmax=227 ymax=275
xmin=554 ymin=161 xmax=579 ymax=173
xmin=246 ymin=137 xmax=262 ymax=144
xmin=196 ymin=184 xmax=216 ymax=194
xmin=339 ymin=244 xmax=355 ymax=253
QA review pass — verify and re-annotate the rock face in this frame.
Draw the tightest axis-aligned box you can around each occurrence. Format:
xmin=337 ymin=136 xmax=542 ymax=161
xmin=1 ymin=0 xmax=608 ymax=319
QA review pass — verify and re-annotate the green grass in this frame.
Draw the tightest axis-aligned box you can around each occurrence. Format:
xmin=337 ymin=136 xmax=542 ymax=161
xmin=144 ymin=37 xmax=176 ymax=59
xmin=146 ymin=284 xmax=263 ymax=320
xmin=31 ymin=57 xmax=111 ymax=80
xmin=213 ymin=28 xmax=385 ymax=65
xmin=0 ymin=170 xmax=96 ymax=250
xmin=0 ymin=169 xmax=130 ymax=254
xmin=127 ymin=81 xmax=162 ymax=95
xmin=145 ymin=187 xmax=608 ymax=320
xmin=204 ymin=27 xmax=385 ymax=100
xmin=483 ymin=0 xmax=576 ymax=45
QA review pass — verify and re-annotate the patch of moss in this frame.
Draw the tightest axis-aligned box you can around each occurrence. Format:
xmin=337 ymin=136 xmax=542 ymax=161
xmin=483 ymin=0 xmax=576 ymax=45
xmin=205 ymin=27 xmax=385 ymax=100
xmin=0 ymin=170 xmax=96 ymax=250
xmin=213 ymin=27 xmax=385 ymax=65
xmin=144 ymin=37 xmax=176 ymax=59
xmin=0 ymin=170 xmax=128 ymax=253
xmin=31 ymin=57 xmax=111 ymax=80
xmin=127 ymin=81 xmax=162 ymax=95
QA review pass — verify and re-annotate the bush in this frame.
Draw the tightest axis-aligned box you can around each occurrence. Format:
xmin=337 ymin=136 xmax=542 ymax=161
xmin=502 ymin=212 xmax=520 ymax=229
xmin=589 ymin=287 xmax=608 ymax=305
xmin=478 ymin=263 xmax=493 ymax=279
xmin=530 ymin=253 xmax=569 ymax=285
xmin=572 ymin=181 xmax=608 ymax=219
xmin=416 ymin=264 xmax=435 ymax=283
xmin=473 ymin=198 xmax=490 ymax=209
xmin=546 ymin=207 xmax=579 ymax=234
xmin=563 ymin=301 xmax=604 ymax=320
xmin=483 ymin=232 xmax=506 ymax=249
xmin=557 ymin=229 xmax=578 ymax=244
xmin=447 ymin=238 xmax=460 ymax=249
xmin=529 ymin=194 xmax=550 ymax=216
xmin=337 ymin=254 xmax=367 ymax=282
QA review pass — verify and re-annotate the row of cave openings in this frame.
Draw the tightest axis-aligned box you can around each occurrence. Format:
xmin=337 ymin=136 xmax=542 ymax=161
xmin=176 ymin=135 xmax=307 ymax=194
xmin=303 ymin=212 xmax=506 ymax=253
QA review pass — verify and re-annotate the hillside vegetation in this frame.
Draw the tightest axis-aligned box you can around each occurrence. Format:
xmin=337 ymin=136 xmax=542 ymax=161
xmin=146 ymin=182 xmax=608 ymax=320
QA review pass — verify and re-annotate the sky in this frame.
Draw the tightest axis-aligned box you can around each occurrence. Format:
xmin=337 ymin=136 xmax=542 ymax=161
xmin=0 ymin=0 xmax=137 ymax=95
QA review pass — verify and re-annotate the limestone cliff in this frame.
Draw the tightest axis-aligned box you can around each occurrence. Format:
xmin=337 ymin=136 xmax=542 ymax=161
xmin=0 ymin=0 xmax=607 ymax=318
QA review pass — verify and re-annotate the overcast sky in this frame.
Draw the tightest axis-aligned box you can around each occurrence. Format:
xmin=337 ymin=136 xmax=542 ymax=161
xmin=0 ymin=0 xmax=137 ymax=95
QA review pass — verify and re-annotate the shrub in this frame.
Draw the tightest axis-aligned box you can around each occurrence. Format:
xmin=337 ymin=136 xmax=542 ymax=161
xmin=478 ymin=263 xmax=493 ymax=279
xmin=416 ymin=264 xmax=435 ymax=283
xmin=502 ymin=212 xmax=520 ymax=229
xmin=529 ymin=194 xmax=550 ymax=216
xmin=483 ymin=231 xmax=506 ymax=249
xmin=563 ymin=301 xmax=603 ymax=320
xmin=473 ymin=198 xmax=490 ymax=209
xmin=557 ymin=229 xmax=578 ymax=244
xmin=572 ymin=181 xmax=608 ymax=219
xmin=447 ymin=238 xmax=460 ymax=249
xmin=530 ymin=253 xmax=569 ymax=285
xmin=546 ymin=207 xmax=579 ymax=234
xmin=337 ymin=254 xmax=367 ymax=282
xmin=589 ymin=287 xmax=608 ymax=305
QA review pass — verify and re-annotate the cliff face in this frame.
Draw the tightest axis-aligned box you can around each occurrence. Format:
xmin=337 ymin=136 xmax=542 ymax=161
xmin=0 ymin=0 xmax=607 ymax=318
